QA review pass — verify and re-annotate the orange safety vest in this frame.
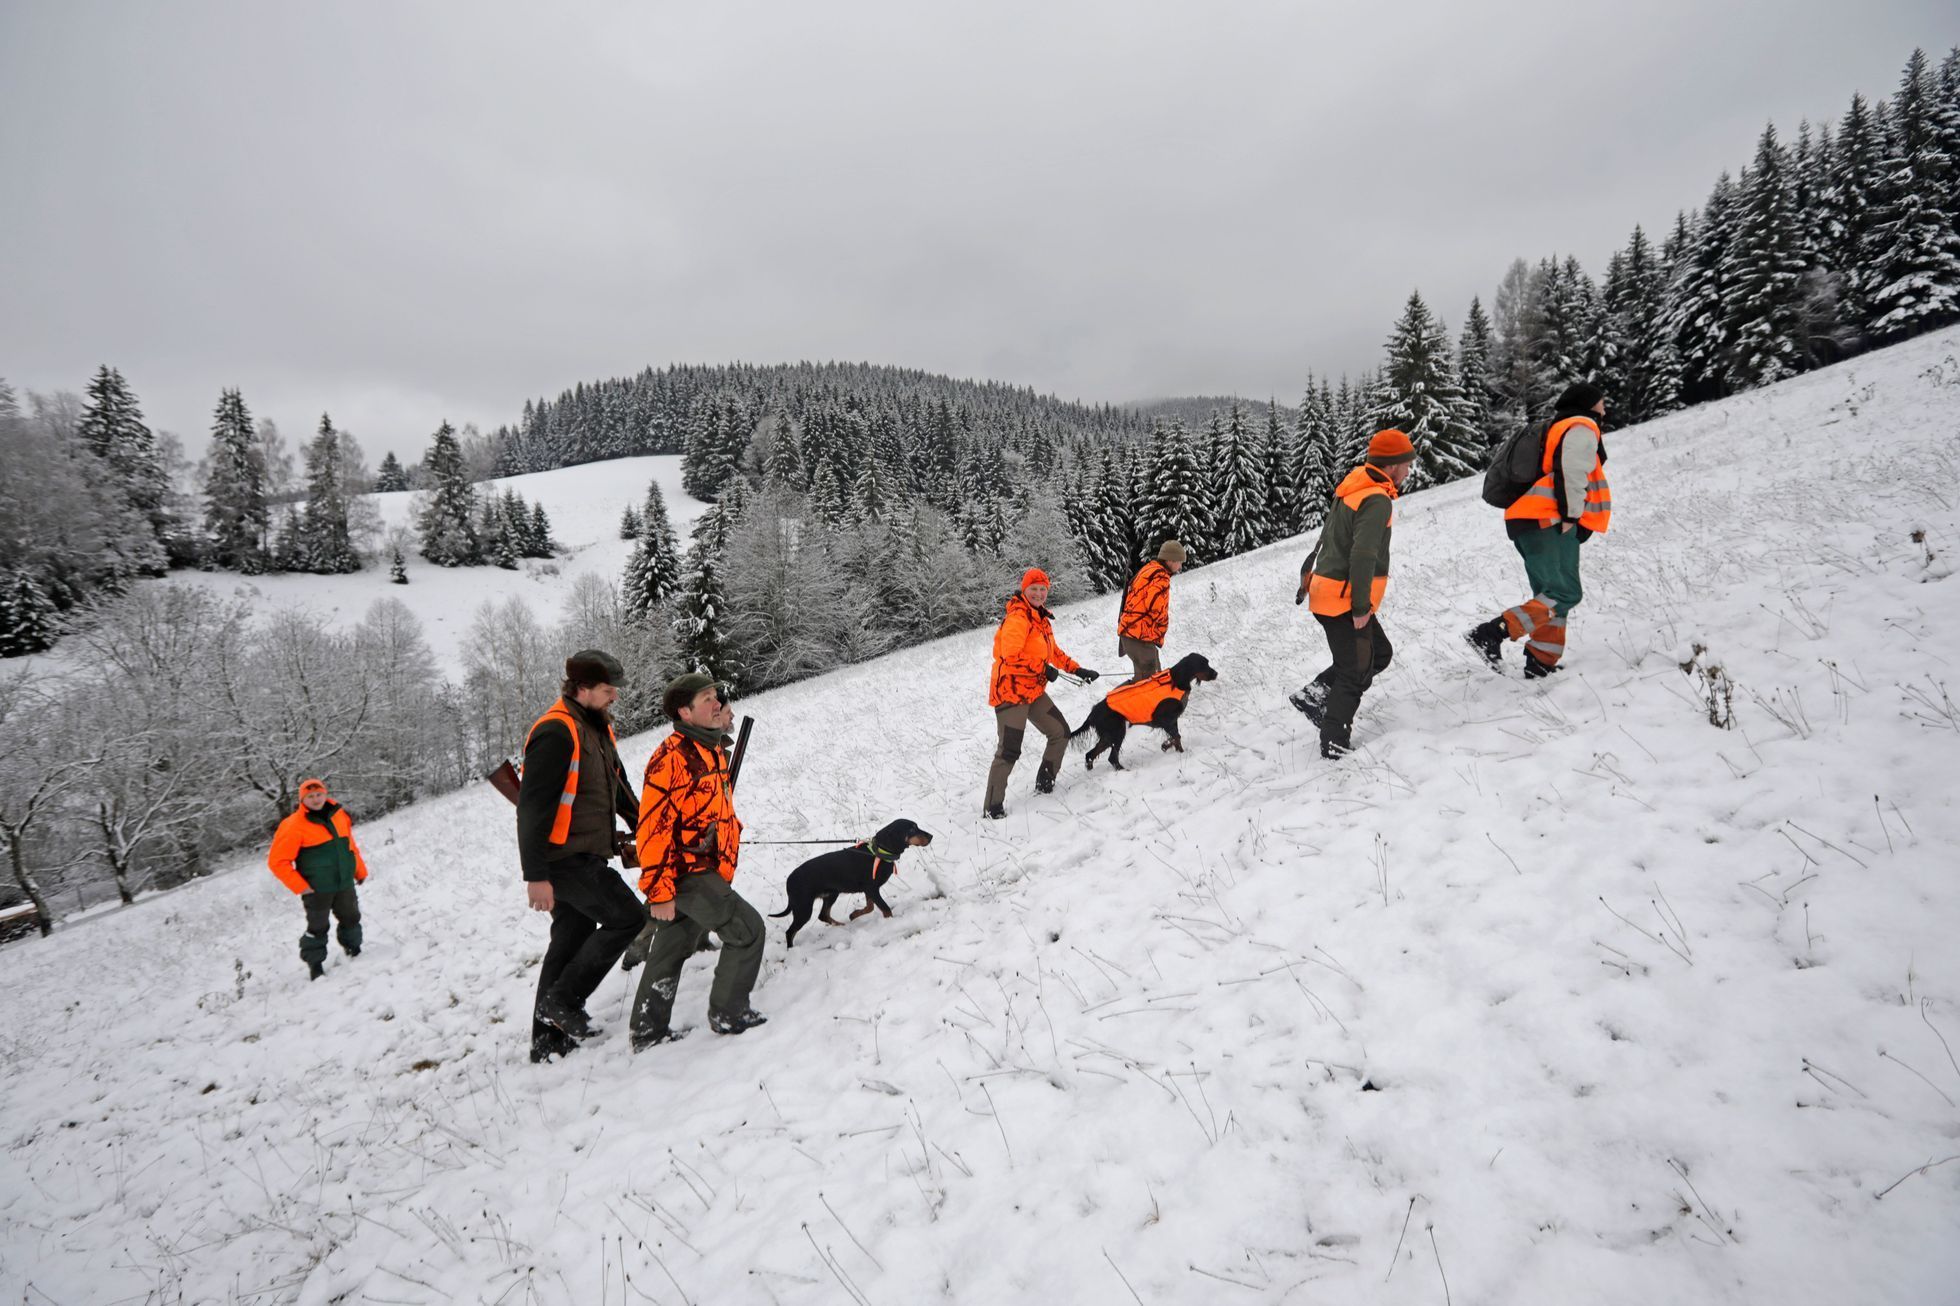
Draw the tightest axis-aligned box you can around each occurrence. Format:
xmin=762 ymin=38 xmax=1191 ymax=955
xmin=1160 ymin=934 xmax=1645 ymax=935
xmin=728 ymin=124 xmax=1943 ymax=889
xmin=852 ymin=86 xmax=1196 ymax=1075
xmin=1117 ymin=561 xmax=1171 ymax=645
xmin=525 ymin=699 xmax=621 ymax=846
xmin=1306 ymin=468 xmax=1397 ymax=617
xmin=1102 ymin=671 xmax=1188 ymax=726
xmin=1504 ymin=416 xmax=1612 ymax=532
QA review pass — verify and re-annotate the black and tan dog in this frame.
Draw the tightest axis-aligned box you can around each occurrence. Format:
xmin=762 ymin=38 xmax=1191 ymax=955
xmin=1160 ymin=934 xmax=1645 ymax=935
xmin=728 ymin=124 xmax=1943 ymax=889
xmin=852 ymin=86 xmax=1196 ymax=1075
xmin=1069 ymin=652 xmax=1218 ymax=771
xmin=770 ymin=819 xmax=933 ymax=947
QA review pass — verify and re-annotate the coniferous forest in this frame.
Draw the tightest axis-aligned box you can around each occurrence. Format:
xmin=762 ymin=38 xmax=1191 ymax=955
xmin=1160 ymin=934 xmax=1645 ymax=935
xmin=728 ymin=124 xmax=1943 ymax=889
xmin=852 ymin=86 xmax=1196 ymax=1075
xmin=2 ymin=45 xmax=1957 ymax=926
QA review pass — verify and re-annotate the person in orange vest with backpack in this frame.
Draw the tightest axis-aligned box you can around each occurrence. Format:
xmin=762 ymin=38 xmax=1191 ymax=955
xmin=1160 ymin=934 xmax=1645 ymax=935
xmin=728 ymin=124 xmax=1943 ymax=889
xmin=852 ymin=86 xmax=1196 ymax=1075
xmin=517 ymin=649 xmax=647 ymax=1062
xmin=1116 ymin=540 xmax=1186 ymax=681
xmin=1289 ymin=429 xmax=1415 ymax=758
xmin=985 ymin=567 xmax=1097 ymax=818
xmin=267 ymin=776 xmax=369 ymax=980
xmin=628 ymin=672 xmax=766 ymax=1050
xmin=1466 ymin=382 xmax=1613 ymax=677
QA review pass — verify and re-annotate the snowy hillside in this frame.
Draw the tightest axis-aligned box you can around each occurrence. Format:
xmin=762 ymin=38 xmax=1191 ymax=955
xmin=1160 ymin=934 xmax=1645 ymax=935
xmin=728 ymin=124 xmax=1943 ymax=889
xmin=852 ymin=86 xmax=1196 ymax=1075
xmin=5 ymin=328 xmax=1960 ymax=1305
xmin=167 ymin=455 xmax=708 ymax=670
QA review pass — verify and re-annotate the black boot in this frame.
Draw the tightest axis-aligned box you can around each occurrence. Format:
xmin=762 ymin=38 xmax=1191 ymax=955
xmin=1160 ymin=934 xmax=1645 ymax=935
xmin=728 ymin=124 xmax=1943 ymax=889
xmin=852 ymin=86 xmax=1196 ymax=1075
xmin=1033 ymin=765 xmax=1056 ymax=795
xmin=536 ymin=991 xmax=600 ymax=1040
xmin=1465 ymin=617 xmax=1506 ymax=670
xmin=1522 ymin=653 xmax=1561 ymax=679
xmin=1319 ymin=731 xmax=1352 ymax=761
xmin=307 ymin=957 xmax=326 ymax=981
xmin=709 ymin=1008 xmax=769 ymax=1036
xmin=983 ymin=804 xmax=1007 ymax=820
xmin=1289 ymin=682 xmax=1328 ymax=726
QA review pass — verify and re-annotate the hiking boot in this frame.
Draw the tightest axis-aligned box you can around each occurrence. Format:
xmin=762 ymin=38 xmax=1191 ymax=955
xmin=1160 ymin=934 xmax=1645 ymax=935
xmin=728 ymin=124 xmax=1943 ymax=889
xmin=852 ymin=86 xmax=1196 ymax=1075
xmin=1319 ymin=734 xmax=1352 ymax=761
xmin=630 ymin=1027 xmax=690 ymax=1054
xmin=708 ymin=1008 xmax=769 ymax=1036
xmin=343 ymin=946 xmax=360 ymax=958
xmin=535 ymin=992 xmax=600 ymax=1040
xmin=1032 ymin=766 xmax=1056 ymax=795
xmin=983 ymin=804 xmax=1007 ymax=820
xmin=1522 ymin=653 xmax=1562 ymax=680
xmin=306 ymin=958 xmax=326 ymax=981
xmin=1289 ymin=683 xmax=1328 ymax=726
xmin=530 ymin=1030 xmax=578 ymax=1064
xmin=1465 ymin=617 xmax=1506 ymax=670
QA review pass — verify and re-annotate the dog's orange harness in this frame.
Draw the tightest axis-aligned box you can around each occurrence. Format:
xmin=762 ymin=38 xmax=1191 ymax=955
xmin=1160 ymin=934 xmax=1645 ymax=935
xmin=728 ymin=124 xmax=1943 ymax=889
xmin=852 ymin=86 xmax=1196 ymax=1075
xmin=1103 ymin=671 xmax=1188 ymax=726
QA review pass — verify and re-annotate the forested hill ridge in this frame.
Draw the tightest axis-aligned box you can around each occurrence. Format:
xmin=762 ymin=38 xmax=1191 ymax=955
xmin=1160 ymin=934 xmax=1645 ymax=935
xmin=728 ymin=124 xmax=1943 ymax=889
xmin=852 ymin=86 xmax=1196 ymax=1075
xmin=492 ymin=359 xmax=1154 ymax=481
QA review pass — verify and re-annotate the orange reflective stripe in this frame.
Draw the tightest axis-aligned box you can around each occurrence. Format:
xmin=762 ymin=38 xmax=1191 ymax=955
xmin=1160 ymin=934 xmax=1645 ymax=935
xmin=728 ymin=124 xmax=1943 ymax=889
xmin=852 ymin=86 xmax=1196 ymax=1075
xmin=1505 ymin=417 xmax=1612 ymax=532
xmin=527 ymin=700 xmax=611 ymax=846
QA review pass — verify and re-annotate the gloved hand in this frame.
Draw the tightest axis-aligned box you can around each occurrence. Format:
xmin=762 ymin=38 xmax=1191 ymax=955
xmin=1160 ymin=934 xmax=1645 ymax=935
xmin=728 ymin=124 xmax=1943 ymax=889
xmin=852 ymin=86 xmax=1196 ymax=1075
xmin=1294 ymin=584 xmax=1306 ymax=606
xmin=1045 ymin=666 xmax=1060 ymax=683
xmin=1078 ymin=668 xmax=1099 ymax=683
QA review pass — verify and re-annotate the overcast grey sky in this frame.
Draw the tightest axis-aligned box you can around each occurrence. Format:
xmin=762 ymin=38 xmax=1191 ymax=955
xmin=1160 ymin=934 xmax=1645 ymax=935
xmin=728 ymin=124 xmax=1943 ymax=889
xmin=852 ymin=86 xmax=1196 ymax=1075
xmin=2 ymin=2 xmax=1952 ymax=462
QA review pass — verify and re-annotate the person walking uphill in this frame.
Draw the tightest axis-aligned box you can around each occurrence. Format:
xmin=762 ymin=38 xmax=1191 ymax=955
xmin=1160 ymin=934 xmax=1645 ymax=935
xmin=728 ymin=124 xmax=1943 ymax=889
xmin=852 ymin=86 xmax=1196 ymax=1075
xmin=628 ymin=673 xmax=767 ymax=1050
xmin=1117 ymin=541 xmax=1186 ymax=681
xmin=268 ymin=777 xmax=369 ymax=980
xmin=1289 ymin=429 xmax=1415 ymax=759
xmin=1466 ymin=382 xmax=1613 ymax=678
xmin=985 ymin=567 xmax=1097 ymax=818
xmin=518 ymin=650 xmax=647 ymax=1063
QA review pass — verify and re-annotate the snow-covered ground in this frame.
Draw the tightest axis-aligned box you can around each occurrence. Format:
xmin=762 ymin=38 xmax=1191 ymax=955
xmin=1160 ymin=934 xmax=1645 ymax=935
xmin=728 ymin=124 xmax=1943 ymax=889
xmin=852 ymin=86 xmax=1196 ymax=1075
xmin=5 ymin=329 xmax=1960 ymax=1304
xmin=168 ymin=455 xmax=708 ymax=670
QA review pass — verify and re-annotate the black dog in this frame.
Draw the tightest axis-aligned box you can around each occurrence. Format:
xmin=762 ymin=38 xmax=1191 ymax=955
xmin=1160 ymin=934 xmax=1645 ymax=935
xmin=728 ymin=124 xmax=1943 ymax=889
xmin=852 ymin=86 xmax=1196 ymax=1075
xmin=1069 ymin=653 xmax=1218 ymax=771
xmin=769 ymin=819 xmax=933 ymax=947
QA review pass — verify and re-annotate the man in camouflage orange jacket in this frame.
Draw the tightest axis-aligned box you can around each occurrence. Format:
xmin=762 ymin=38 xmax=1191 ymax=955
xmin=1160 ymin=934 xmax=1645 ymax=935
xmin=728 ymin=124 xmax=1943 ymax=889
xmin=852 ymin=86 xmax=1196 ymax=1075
xmin=984 ymin=567 xmax=1097 ymax=818
xmin=1116 ymin=540 xmax=1186 ymax=682
xmin=628 ymin=672 xmax=767 ymax=1050
xmin=267 ymin=776 xmax=369 ymax=980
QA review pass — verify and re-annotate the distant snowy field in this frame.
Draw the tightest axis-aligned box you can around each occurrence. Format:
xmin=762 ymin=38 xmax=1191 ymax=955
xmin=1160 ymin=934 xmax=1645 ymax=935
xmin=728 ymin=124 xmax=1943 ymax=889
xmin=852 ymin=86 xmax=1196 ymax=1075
xmin=167 ymin=454 xmax=708 ymax=669
xmin=4 ymin=329 xmax=1959 ymax=1304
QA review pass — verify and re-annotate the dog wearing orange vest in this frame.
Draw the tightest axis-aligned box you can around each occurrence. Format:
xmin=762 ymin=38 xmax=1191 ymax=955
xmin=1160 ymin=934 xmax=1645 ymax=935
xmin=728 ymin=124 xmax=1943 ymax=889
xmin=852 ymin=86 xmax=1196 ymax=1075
xmin=1069 ymin=652 xmax=1218 ymax=771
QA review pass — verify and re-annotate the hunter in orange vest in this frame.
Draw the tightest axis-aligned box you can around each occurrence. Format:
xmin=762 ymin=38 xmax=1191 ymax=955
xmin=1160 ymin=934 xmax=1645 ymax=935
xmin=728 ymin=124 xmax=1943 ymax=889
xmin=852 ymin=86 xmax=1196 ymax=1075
xmin=628 ymin=672 xmax=768 ymax=1049
xmin=267 ymin=777 xmax=369 ymax=980
xmin=517 ymin=649 xmax=648 ymax=1062
xmin=1467 ymin=382 xmax=1613 ymax=677
xmin=1289 ymin=429 xmax=1414 ymax=759
xmin=985 ymin=567 xmax=1097 ymax=818
xmin=1116 ymin=540 xmax=1186 ymax=681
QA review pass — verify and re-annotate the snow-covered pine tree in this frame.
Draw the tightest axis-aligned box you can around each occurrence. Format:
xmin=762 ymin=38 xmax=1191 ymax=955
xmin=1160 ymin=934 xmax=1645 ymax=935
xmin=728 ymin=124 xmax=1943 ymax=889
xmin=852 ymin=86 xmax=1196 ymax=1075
xmin=1825 ymin=92 xmax=1888 ymax=337
xmin=1375 ymin=290 xmax=1481 ymax=487
xmin=389 ymin=547 xmax=408 ymax=584
xmin=374 ymin=451 xmax=410 ymax=493
xmin=300 ymin=414 xmax=361 ymax=573
xmin=529 ymin=503 xmax=553 ymax=557
xmin=1868 ymin=48 xmax=1960 ymax=342
xmin=1137 ymin=420 xmax=1209 ymax=565
xmin=1293 ymin=378 xmax=1337 ymax=531
xmin=415 ymin=421 xmax=480 ymax=566
xmin=201 ymin=388 xmax=268 ymax=572
xmin=1456 ymin=298 xmax=1502 ymax=460
xmin=1262 ymin=402 xmax=1297 ymax=542
xmin=620 ymin=504 xmax=641 ymax=539
xmin=672 ymin=502 xmax=743 ymax=691
xmin=1725 ymin=123 xmax=1810 ymax=388
xmin=1612 ymin=225 xmax=1684 ymax=424
xmin=853 ymin=456 xmax=891 ymax=522
xmin=807 ymin=458 xmax=849 ymax=529
xmin=1095 ymin=447 xmax=1141 ymax=579
xmin=1937 ymin=47 xmax=1960 ymax=236
xmin=0 ymin=568 xmax=58 ymax=657
xmin=1214 ymin=400 xmax=1271 ymax=557
xmin=1668 ymin=173 xmax=1741 ymax=402
xmin=76 ymin=366 xmax=169 ymax=572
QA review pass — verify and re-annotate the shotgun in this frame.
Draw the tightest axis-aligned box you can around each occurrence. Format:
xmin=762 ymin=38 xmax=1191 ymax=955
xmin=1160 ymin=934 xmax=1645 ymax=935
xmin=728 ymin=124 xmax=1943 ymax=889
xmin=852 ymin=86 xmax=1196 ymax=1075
xmin=726 ymin=715 xmax=755 ymax=791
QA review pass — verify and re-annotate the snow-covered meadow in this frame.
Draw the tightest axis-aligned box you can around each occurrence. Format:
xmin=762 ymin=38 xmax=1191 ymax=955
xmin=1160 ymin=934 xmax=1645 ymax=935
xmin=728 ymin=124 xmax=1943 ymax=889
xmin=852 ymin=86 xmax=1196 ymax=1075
xmin=166 ymin=455 xmax=709 ymax=671
xmin=3 ymin=328 xmax=1959 ymax=1304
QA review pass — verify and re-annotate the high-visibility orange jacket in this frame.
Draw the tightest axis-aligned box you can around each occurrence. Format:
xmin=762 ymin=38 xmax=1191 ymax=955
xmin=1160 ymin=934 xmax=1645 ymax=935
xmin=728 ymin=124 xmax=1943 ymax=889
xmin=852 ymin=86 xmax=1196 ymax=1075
xmin=1505 ymin=415 xmax=1612 ymax=533
xmin=1307 ymin=465 xmax=1399 ymax=618
xmin=267 ymin=801 xmax=368 ymax=896
xmin=990 ymin=594 xmax=1080 ymax=707
xmin=635 ymin=732 xmax=743 ymax=904
xmin=1117 ymin=561 xmax=1171 ymax=645
xmin=524 ymin=699 xmax=620 ymax=846
xmin=1102 ymin=670 xmax=1187 ymax=725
